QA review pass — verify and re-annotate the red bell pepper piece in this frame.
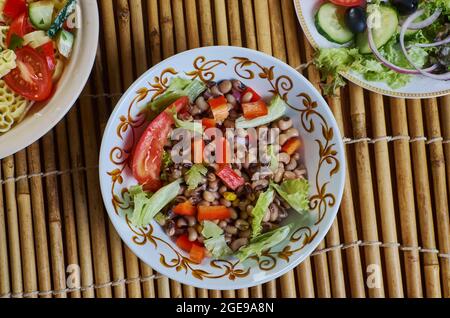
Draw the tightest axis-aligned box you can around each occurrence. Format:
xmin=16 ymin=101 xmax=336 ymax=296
xmin=3 ymin=0 xmax=27 ymax=20
xmin=208 ymin=96 xmax=229 ymax=122
xmin=191 ymin=137 xmax=205 ymax=164
xmin=241 ymin=87 xmax=261 ymax=102
xmin=173 ymin=201 xmax=197 ymax=216
xmin=197 ymin=205 xmax=231 ymax=221
xmin=242 ymin=100 xmax=269 ymax=120
xmin=132 ymin=97 xmax=189 ymax=192
xmin=215 ymin=136 xmax=232 ymax=164
xmin=202 ymin=118 xmax=217 ymax=129
xmin=189 ymin=244 xmax=205 ymax=264
xmin=215 ymin=165 xmax=245 ymax=190
xmin=176 ymin=234 xmax=193 ymax=252
xmin=38 ymin=42 xmax=56 ymax=72
xmin=282 ymin=138 xmax=302 ymax=156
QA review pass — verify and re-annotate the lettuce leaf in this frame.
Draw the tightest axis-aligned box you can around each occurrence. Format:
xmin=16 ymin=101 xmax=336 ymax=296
xmin=185 ymin=164 xmax=208 ymax=190
xmin=171 ymin=110 xmax=203 ymax=136
xmin=314 ymin=47 xmax=361 ymax=95
xmin=201 ymin=221 xmax=224 ymax=239
xmin=204 ymin=236 xmax=233 ymax=258
xmin=236 ymin=225 xmax=291 ymax=262
xmin=147 ymin=77 xmax=206 ymax=114
xmin=129 ymin=179 xmax=182 ymax=227
xmin=268 ymin=145 xmax=279 ymax=172
xmin=271 ymin=179 xmax=310 ymax=214
xmin=251 ymin=188 xmax=275 ymax=238
xmin=420 ymin=0 xmax=450 ymax=16
xmin=202 ymin=220 xmax=233 ymax=258
xmin=235 ymin=96 xmax=287 ymax=129
xmin=314 ymin=45 xmax=418 ymax=94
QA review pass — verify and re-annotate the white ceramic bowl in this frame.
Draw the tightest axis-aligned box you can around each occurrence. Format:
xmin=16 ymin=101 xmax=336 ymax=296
xmin=294 ymin=0 xmax=450 ymax=98
xmin=0 ymin=0 xmax=99 ymax=159
xmin=99 ymin=46 xmax=346 ymax=290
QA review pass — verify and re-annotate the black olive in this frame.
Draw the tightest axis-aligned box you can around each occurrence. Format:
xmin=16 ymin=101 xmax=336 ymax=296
xmin=391 ymin=0 xmax=419 ymax=15
xmin=345 ymin=7 xmax=367 ymax=34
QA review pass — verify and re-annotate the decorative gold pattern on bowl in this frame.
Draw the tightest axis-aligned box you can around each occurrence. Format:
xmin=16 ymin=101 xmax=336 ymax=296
xmin=106 ymin=55 xmax=341 ymax=281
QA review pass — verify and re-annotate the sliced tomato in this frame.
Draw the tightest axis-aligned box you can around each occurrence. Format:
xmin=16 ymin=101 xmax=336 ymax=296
xmin=208 ymin=96 xmax=229 ymax=122
xmin=216 ymin=165 xmax=245 ymax=191
xmin=173 ymin=201 xmax=197 ymax=216
xmin=202 ymin=118 xmax=216 ymax=129
xmin=197 ymin=206 xmax=231 ymax=222
xmin=37 ymin=42 xmax=56 ymax=72
xmin=241 ymin=87 xmax=261 ymax=103
xmin=191 ymin=137 xmax=205 ymax=164
xmin=176 ymin=234 xmax=193 ymax=252
xmin=189 ymin=244 xmax=205 ymax=264
xmin=242 ymin=100 xmax=268 ymax=120
xmin=215 ymin=136 xmax=232 ymax=164
xmin=3 ymin=0 xmax=27 ymax=20
xmin=282 ymin=138 xmax=302 ymax=156
xmin=329 ymin=0 xmax=364 ymax=7
xmin=6 ymin=12 xmax=34 ymax=47
xmin=4 ymin=46 xmax=53 ymax=101
xmin=132 ymin=97 xmax=189 ymax=192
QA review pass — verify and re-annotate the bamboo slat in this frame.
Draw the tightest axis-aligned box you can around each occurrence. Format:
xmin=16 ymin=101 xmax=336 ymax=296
xmin=349 ymin=84 xmax=385 ymax=298
xmin=0 ymin=160 xmax=10 ymax=297
xmin=0 ymin=0 xmax=449 ymax=299
xmin=2 ymin=157 xmax=22 ymax=297
xmin=369 ymin=93 xmax=404 ymax=298
xmin=423 ymin=99 xmax=450 ymax=297
xmin=407 ymin=99 xmax=441 ymax=298
xmin=14 ymin=150 xmax=38 ymax=298
xmin=390 ymin=98 xmax=423 ymax=297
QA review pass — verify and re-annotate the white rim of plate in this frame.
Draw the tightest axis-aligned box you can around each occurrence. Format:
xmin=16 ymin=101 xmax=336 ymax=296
xmin=99 ymin=46 xmax=346 ymax=290
xmin=293 ymin=0 xmax=450 ymax=99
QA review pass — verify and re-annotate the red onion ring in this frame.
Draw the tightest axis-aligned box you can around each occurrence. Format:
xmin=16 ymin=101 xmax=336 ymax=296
xmin=367 ymin=25 xmax=438 ymax=75
xmin=400 ymin=9 xmax=450 ymax=81
xmin=415 ymin=36 xmax=450 ymax=48
xmin=408 ymin=9 xmax=442 ymax=30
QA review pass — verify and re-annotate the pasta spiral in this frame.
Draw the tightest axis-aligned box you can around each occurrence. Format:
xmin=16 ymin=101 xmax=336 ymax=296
xmin=0 ymin=104 xmax=13 ymax=133
xmin=0 ymin=80 xmax=30 ymax=133
xmin=0 ymin=26 xmax=8 ymax=50
xmin=0 ymin=49 xmax=17 ymax=78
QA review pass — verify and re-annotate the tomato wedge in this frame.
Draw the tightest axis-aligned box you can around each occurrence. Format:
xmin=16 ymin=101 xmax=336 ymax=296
xmin=242 ymin=100 xmax=268 ymax=120
xmin=176 ymin=234 xmax=193 ymax=252
xmin=189 ymin=244 xmax=205 ymax=264
xmin=3 ymin=0 xmax=27 ymax=20
xmin=132 ymin=97 xmax=189 ymax=192
xmin=4 ymin=46 xmax=53 ymax=101
xmin=329 ymin=0 xmax=364 ymax=7
xmin=37 ymin=42 xmax=56 ymax=72
xmin=6 ymin=12 xmax=34 ymax=47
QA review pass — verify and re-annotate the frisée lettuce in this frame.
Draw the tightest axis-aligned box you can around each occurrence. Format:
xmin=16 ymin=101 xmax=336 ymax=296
xmin=129 ymin=179 xmax=182 ymax=228
xmin=236 ymin=225 xmax=292 ymax=262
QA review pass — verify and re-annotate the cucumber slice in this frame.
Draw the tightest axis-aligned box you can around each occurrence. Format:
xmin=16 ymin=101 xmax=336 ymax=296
xmin=56 ymin=30 xmax=74 ymax=58
xmin=315 ymin=3 xmax=354 ymax=45
xmin=356 ymin=6 xmax=398 ymax=54
xmin=29 ymin=1 xmax=55 ymax=31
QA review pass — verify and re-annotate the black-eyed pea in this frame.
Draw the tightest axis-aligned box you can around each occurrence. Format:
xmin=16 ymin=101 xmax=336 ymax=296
xmin=187 ymin=227 xmax=198 ymax=242
xmin=219 ymin=80 xmax=232 ymax=94
xmin=231 ymin=238 xmax=248 ymax=252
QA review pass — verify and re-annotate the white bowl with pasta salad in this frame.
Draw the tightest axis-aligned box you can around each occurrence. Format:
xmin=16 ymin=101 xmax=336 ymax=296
xmin=0 ymin=0 xmax=98 ymax=159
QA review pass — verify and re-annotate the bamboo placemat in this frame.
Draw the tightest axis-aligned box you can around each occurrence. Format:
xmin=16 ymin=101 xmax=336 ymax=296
xmin=0 ymin=0 xmax=449 ymax=298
